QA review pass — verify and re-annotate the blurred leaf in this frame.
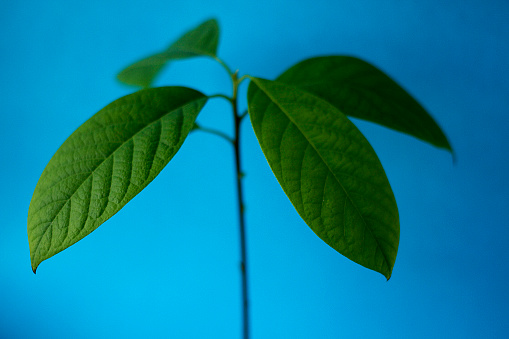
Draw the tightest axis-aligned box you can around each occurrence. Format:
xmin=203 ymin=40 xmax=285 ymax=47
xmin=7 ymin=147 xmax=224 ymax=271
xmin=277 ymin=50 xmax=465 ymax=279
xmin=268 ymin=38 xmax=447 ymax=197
xmin=28 ymin=87 xmax=208 ymax=272
xmin=117 ymin=18 xmax=220 ymax=87
xmin=247 ymin=77 xmax=399 ymax=279
xmin=277 ymin=56 xmax=452 ymax=152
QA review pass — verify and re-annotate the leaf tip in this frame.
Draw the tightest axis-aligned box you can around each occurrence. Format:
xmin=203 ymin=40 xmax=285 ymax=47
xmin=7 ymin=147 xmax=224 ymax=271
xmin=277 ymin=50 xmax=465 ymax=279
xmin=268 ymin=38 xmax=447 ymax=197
xmin=451 ymin=149 xmax=458 ymax=165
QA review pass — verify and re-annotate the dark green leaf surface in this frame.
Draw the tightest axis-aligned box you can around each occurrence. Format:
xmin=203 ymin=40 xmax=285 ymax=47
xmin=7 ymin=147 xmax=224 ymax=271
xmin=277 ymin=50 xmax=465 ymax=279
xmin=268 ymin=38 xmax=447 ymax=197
xmin=277 ymin=56 xmax=452 ymax=152
xmin=117 ymin=19 xmax=220 ymax=87
xmin=28 ymin=87 xmax=207 ymax=272
xmin=248 ymin=77 xmax=399 ymax=279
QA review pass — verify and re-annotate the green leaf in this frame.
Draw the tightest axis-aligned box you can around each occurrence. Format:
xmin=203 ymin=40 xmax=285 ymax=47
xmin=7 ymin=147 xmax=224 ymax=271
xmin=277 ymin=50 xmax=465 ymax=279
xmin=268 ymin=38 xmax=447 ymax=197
xmin=276 ymin=56 xmax=452 ymax=152
xmin=247 ymin=77 xmax=399 ymax=279
xmin=117 ymin=18 xmax=220 ymax=88
xmin=28 ymin=87 xmax=208 ymax=273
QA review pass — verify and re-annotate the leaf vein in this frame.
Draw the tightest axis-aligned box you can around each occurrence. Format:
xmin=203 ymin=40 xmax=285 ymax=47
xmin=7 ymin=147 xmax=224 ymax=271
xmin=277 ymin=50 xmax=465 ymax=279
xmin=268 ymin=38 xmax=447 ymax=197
xmin=254 ymin=80 xmax=392 ymax=270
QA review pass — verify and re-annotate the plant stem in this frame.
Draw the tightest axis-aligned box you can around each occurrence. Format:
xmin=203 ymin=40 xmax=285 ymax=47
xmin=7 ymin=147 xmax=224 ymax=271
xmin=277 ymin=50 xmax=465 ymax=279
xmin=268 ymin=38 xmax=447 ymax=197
xmin=231 ymin=70 xmax=249 ymax=339
xmin=214 ymin=56 xmax=235 ymax=76
xmin=192 ymin=123 xmax=234 ymax=144
xmin=213 ymin=55 xmax=250 ymax=338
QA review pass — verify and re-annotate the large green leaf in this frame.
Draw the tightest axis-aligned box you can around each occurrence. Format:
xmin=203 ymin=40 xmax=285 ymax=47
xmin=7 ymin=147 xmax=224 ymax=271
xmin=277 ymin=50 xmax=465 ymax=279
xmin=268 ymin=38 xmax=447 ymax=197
xmin=276 ymin=56 xmax=452 ymax=152
xmin=117 ymin=18 xmax=220 ymax=88
xmin=28 ymin=87 xmax=208 ymax=272
xmin=247 ymin=77 xmax=399 ymax=279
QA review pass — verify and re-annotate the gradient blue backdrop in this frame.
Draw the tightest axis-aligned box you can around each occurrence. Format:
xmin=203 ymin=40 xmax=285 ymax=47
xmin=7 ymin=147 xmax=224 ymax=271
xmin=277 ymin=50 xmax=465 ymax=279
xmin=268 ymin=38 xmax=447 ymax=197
xmin=2 ymin=1 xmax=508 ymax=338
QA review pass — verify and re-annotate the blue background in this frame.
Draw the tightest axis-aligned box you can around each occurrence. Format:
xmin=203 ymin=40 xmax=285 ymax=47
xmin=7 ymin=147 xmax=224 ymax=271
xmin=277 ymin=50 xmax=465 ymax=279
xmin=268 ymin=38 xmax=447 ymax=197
xmin=2 ymin=1 xmax=508 ymax=338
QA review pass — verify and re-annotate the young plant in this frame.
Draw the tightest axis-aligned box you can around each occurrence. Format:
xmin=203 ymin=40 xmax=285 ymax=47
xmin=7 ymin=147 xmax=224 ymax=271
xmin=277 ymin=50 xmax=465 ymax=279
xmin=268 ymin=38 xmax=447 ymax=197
xmin=27 ymin=18 xmax=452 ymax=338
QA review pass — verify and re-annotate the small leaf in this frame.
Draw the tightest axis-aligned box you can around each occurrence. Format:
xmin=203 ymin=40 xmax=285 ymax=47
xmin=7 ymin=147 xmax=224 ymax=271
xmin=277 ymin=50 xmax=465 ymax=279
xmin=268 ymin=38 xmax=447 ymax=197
xmin=28 ymin=87 xmax=208 ymax=272
xmin=247 ymin=77 xmax=399 ymax=279
xmin=276 ymin=56 xmax=452 ymax=152
xmin=117 ymin=18 xmax=220 ymax=87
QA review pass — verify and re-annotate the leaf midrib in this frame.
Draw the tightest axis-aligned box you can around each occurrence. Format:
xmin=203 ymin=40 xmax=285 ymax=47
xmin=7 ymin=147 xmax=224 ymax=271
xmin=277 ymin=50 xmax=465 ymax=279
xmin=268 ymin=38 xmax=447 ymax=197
xmin=31 ymin=98 xmax=201 ymax=262
xmin=253 ymin=79 xmax=391 ymax=273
